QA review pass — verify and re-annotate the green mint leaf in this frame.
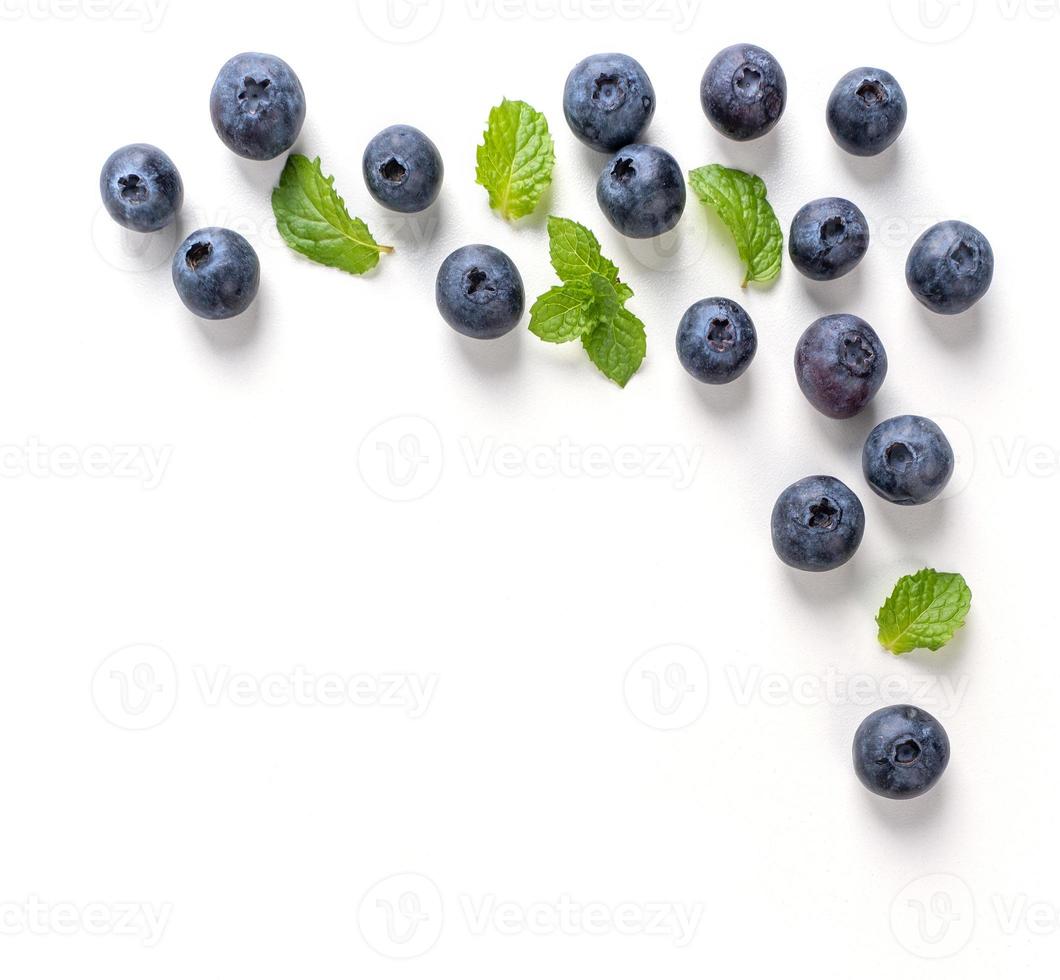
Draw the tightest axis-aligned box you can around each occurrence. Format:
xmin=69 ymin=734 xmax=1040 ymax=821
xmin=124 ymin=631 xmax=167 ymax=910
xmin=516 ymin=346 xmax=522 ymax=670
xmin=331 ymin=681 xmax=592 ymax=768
xmin=877 ymin=569 xmax=972 ymax=654
xmin=272 ymin=154 xmax=393 ymax=275
xmin=532 ymin=217 xmax=645 ymax=387
xmin=476 ymin=99 xmax=555 ymax=221
xmin=547 ymin=216 xmax=621 ymax=285
xmin=688 ymin=164 xmax=782 ymax=286
xmin=528 ymin=281 xmax=596 ymax=343
xmin=582 ymin=305 xmax=646 ymax=389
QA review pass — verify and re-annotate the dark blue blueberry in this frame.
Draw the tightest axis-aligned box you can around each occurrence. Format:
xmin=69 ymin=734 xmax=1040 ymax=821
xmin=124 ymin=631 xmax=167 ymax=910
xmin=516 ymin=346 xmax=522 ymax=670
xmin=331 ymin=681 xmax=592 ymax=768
xmin=436 ymin=245 xmax=524 ymax=340
xmin=363 ymin=125 xmax=443 ymax=214
xmin=863 ymin=415 xmax=954 ymax=506
xmin=99 ymin=144 xmax=183 ymax=232
xmin=676 ymin=297 xmax=757 ymax=385
xmin=596 ymin=144 xmax=685 ymax=239
xmin=789 ymin=197 xmax=869 ymax=281
xmin=172 ymin=228 xmax=260 ymax=320
xmin=210 ymin=52 xmax=305 ymax=161
xmin=795 ymin=314 xmax=887 ymax=420
xmin=771 ymin=476 xmax=865 ymax=572
xmin=853 ymin=705 xmax=950 ymax=800
xmin=563 ymin=53 xmax=656 ymax=153
xmin=827 ymin=67 xmax=907 ymax=157
xmin=700 ymin=43 xmax=786 ymax=141
xmin=906 ymin=220 xmax=994 ymax=315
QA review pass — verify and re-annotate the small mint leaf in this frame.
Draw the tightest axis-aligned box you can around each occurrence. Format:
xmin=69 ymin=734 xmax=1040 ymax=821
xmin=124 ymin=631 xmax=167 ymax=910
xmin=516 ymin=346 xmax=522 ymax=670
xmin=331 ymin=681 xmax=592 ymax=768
xmin=547 ymin=216 xmax=620 ymax=284
xmin=476 ymin=99 xmax=555 ymax=221
xmin=529 ymin=282 xmax=596 ymax=343
xmin=272 ymin=154 xmax=393 ymax=275
xmin=688 ymin=164 xmax=782 ymax=286
xmin=877 ymin=569 xmax=972 ymax=655
xmin=582 ymin=306 xmax=646 ymax=389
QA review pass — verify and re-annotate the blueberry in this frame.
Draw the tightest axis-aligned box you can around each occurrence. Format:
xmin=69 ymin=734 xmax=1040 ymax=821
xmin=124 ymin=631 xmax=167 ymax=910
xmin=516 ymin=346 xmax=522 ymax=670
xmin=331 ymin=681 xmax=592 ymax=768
xmin=210 ymin=52 xmax=306 ymax=161
xmin=700 ymin=43 xmax=786 ymax=141
xmin=676 ymin=297 xmax=757 ymax=385
xmin=853 ymin=705 xmax=950 ymax=800
xmin=795 ymin=314 xmax=887 ymax=420
xmin=906 ymin=220 xmax=994 ymax=315
xmin=596 ymin=144 xmax=685 ymax=239
xmin=99 ymin=144 xmax=183 ymax=232
xmin=771 ymin=476 xmax=865 ymax=572
xmin=436 ymin=245 xmax=524 ymax=340
xmin=789 ymin=197 xmax=869 ymax=281
xmin=863 ymin=415 xmax=954 ymax=506
xmin=827 ymin=67 xmax=907 ymax=157
xmin=563 ymin=53 xmax=656 ymax=153
xmin=172 ymin=228 xmax=260 ymax=320
xmin=362 ymin=125 xmax=443 ymax=214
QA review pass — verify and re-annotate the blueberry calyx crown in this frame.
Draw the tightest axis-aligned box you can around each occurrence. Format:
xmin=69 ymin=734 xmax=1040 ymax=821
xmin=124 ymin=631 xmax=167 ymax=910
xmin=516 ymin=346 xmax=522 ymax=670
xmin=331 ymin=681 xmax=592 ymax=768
xmin=592 ymin=73 xmax=627 ymax=111
xmin=380 ymin=158 xmax=408 ymax=183
xmin=611 ymin=157 xmax=636 ymax=182
xmin=807 ymin=496 xmax=841 ymax=531
xmin=838 ymin=331 xmax=875 ymax=377
xmin=948 ymin=239 xmax=979 ymax=276
xmin=732 ymin=63 xmax=762 ymax=99
xmin=820 ymin=215 xmax=846 ymax=247
xmin=117 ymin=174 xmax=148 ymax=203
xmin=464 ymin=268 xmax=497 ymax=304
xmin=185 ymin=241 xmax=213 ymax=271
xmin=885 ymin=441 xmax=915 ymax=470
xmin=855 ymin=79 xmax=888 ymax=106
xmin=706 ymin=317 xmax=735 ymax=352
xmin=238 ymin=76 xmax=270 ymax=112
xmin=892 ymin=738 xmax=922 ymax=766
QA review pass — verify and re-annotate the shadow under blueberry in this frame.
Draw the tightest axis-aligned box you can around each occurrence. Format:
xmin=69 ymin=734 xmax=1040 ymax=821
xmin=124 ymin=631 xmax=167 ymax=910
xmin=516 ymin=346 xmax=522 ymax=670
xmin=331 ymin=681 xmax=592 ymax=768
xmin=450 ymin=326 xmax=523 ymax=377
xmin=796 ymin=263 xmax=869 ymax=312
xmin=833 ymin=137 xmax=908 ymax=187
xmin=190 ymin=286 xmax=265 ymax=355
xmin=913 ymin=296 xmax=988 ymax=354
xmin=858 ymin=771 xmax=952 ymax=833
xmin=685 ymin=369 xmax=755 ymax=416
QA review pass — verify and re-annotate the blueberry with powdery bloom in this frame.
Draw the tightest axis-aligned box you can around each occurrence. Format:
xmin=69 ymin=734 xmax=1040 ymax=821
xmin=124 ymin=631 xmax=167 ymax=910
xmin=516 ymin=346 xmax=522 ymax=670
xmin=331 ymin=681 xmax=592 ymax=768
xmin=563 ymin=53 xmax=656 ymax=153
xmin=210 ymin=52 xmax=306 ymax=161
xmin=436 ymin=245 xmax=524 ymax=340
xmin=596 ymin=144 xmax=685 ymax=239
xmin=795 ymin=314 xmax=888 ymax=420
xmin=906 ymin=220 xmax=994 ymax=315
xmin=172 ymin=228 xmax=260 ymax=320
xmin=99 ymin=144 xmax=183 ymax=232
xmin=676 ymin=297 xmax=757 ymax=384
xmin=771 ymin=475 xmax=865 ymax=572
xmin=853 ymin=705 xmax=950 ymax=800
xmin=789 ymin=197 xmax=870 ymax=281
xmin=363 ymin=125 xmax=443 ymax=214
xmin=701 ymin=43 xmax=787 ymax=141
xmin=827 ymin=67 xmax=907 ymax=157
xmin=863 ymin=415 xmax=955 ymax=506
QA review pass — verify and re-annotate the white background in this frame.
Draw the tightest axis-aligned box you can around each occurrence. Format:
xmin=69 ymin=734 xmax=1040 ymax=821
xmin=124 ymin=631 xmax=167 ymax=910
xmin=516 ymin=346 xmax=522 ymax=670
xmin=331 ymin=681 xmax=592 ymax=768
xmin=1 ymin=0 xmax=1057 ymax=975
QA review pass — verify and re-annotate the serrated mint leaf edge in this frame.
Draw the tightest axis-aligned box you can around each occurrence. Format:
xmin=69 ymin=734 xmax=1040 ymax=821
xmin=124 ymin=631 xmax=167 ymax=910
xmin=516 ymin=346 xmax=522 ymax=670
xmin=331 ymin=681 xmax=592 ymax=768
xmin=688 ymin=164 xmax=782 ymax=287
xmin=876 ymin=569 xmax=973 ymax=655
xmin=272 ymin=154 xmax=394 ymax=276
xmin=475 ymin=99 xmax=555 ymax=221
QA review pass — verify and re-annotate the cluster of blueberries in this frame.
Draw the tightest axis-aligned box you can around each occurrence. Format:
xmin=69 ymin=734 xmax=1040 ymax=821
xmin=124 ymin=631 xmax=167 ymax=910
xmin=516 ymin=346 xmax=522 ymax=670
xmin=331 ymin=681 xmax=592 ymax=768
xmin=100 ymin=46 xmax=985 ymax=801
